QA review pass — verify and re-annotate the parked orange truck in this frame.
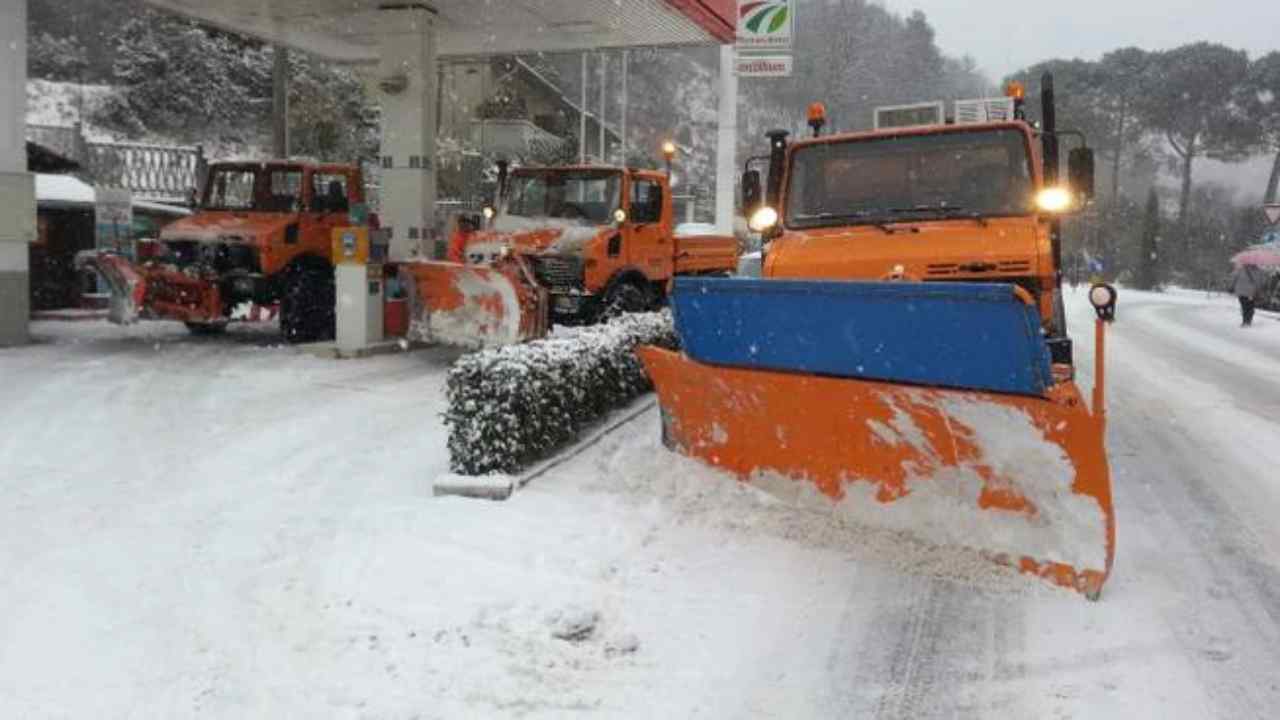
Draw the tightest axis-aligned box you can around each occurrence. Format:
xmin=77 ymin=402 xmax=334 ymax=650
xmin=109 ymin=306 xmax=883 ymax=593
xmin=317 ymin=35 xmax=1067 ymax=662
xmin=461 ymin=165 xmax=739 ymax=323
xmin=79 ymin=161 xmax=362 ymax=342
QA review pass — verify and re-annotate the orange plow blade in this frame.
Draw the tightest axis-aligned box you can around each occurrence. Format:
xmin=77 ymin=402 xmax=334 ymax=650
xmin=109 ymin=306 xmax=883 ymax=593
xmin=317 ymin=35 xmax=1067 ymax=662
xmin=76 ymin=251 xmax=223 ymax=325
xmin=400 ymin=259 xmax=548 ymax=348
xmin=639 ymin=347 xmax=1115 ymax=599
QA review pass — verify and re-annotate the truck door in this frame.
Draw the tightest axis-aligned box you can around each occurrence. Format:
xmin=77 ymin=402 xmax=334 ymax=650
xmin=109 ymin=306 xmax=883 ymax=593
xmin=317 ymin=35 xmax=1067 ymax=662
xmin=304 ymin=170 xmax=353 ymax=259
xmin=627 ymin=176 xmax=673 ymax=280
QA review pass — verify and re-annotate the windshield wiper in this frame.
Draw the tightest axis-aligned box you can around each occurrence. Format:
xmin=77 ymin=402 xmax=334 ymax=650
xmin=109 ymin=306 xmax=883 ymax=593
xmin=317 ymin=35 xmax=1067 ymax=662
xmin=793 ymin=211 xmax=900 ymax=233
xmin=888 ymin=205 xmax=989 ymax=226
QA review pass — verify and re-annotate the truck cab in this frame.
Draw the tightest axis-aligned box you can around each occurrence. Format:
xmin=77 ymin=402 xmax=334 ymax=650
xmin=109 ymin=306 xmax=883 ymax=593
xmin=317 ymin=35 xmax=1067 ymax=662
xmin=745 ymin=89 xmax=1094 ymax=364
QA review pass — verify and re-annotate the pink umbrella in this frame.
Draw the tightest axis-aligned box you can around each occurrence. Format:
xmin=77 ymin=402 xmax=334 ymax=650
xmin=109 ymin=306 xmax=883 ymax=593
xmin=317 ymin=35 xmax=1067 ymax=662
xmin=1231 ymin=243 xmax=1280 ymax=268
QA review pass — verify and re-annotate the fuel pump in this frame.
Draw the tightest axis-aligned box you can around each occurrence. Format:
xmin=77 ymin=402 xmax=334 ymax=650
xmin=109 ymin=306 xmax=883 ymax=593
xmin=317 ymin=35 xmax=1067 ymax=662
xmin=332 ymin=226 xmax=390 ymax=355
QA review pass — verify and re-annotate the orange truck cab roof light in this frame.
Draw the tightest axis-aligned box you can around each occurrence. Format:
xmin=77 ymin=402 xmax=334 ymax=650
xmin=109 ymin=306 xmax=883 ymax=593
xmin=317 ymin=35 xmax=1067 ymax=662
xmin=807 ymin=102 xmax=828 ymax=137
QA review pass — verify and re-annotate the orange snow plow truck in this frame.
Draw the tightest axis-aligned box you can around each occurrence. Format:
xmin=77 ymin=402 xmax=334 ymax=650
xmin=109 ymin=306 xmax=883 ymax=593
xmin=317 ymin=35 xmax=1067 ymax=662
xmin=78 ymin=161 xmax=373 ymax=342
xmin=458 ymin=164 xmax=739 ymax=324
xmin=641 ymin=75 xmax=1121 ymax=599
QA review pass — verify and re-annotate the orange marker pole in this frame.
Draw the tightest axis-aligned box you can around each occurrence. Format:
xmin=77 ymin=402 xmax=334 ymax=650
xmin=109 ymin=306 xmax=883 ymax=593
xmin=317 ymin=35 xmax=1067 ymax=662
xmin=1093 ymin=317 xmax=1106 ymax=425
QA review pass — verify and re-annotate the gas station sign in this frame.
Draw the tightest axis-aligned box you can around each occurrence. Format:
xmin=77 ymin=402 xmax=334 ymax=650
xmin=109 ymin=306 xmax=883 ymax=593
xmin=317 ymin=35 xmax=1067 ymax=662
xmin=736 ymin=0 xmax=793 ymax=49
xmin=735 ymin=54 xmax=793 ymax=77
xmin=736 ymin=1 xmax=794 ymax=77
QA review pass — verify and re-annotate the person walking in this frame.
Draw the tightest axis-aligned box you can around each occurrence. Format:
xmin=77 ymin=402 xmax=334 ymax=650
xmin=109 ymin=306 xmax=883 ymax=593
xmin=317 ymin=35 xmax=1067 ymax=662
xmin=1228 ymin=262 xmax=1265 ymax=327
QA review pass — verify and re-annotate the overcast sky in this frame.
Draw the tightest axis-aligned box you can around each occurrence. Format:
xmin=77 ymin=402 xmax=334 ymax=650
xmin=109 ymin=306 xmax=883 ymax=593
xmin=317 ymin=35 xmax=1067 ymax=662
xmin=882 ymin=0 xmax=1280 ymax=81
xmin=874 ymin=0 xmax=1279 ymax=199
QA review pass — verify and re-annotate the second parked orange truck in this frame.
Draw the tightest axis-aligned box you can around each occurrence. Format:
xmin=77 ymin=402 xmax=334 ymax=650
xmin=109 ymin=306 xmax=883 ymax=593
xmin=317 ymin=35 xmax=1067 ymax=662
xmin=460 ymin=165 xmax=739 ymax=323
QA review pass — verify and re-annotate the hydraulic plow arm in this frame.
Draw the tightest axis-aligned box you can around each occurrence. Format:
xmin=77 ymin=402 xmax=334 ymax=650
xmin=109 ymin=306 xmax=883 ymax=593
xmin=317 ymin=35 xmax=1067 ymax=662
xmin=400 ymin=256 xmax=548 ymax=348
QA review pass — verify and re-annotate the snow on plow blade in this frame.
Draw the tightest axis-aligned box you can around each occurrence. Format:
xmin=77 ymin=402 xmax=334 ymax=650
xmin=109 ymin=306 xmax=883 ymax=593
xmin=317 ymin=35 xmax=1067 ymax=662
xmin=401 ymin=260 xmax=548 ymax=348
xmin=76 ymin=251 xmax=223 ymax=325
xmin=75 ymin=252 xmax=147 ymax=324
xmin=641 ymin=278 xmax=1115 ymax=598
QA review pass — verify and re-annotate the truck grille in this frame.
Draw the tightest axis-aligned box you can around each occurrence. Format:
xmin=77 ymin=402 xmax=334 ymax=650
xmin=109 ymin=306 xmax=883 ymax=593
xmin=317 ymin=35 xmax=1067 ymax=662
xmin=530 ymin=255 xmax=585 ymax=289
xmin=926 ymin=260 xmax=1032 ymax=276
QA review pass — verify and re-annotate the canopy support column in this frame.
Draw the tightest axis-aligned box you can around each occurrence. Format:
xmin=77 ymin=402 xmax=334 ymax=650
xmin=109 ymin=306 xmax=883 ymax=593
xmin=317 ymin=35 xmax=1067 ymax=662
xmin=715 ymin=44 xmax=738 ymax=235
xmin=0 ymin=0 xmax=34 ymax=346
xmin=377 ymin=6 xmax=439 ymax=261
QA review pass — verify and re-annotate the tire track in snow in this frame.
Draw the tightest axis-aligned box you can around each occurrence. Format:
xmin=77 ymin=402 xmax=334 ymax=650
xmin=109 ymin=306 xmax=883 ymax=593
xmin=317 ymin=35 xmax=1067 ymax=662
xmin=1124 ymin=301 xmax=1280 ymax=409
xmin=1097 ymin=304 xmax=1280 ymax=718
xmin=825 ymin=575 xmax=1030 ymax=719
xmin=1106 ymin=395 xmax=1280 ymax=717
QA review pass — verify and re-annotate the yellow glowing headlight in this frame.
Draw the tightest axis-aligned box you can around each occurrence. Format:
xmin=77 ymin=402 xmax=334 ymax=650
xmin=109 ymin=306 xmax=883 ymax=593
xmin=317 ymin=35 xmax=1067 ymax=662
xmin=749 ymin=206 xmax=779 ymax=233
xmin=1036 ymin=187 xmax=1073 ymax=213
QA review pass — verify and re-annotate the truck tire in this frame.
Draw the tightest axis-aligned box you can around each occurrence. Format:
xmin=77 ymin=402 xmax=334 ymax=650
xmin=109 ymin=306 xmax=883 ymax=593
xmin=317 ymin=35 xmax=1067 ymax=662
xmin=184 ymin=321 xmax=228 ymax=336
xmin=281 ymin=264 xmax=336 ymax=344
xmin=598 ymin=281 xmax=650 ymax=323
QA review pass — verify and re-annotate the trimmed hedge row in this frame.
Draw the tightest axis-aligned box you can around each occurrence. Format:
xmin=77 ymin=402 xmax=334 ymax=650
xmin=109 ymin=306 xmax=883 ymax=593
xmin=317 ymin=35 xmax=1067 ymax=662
xmin=444 ymin=312 xmax=678 ymax=475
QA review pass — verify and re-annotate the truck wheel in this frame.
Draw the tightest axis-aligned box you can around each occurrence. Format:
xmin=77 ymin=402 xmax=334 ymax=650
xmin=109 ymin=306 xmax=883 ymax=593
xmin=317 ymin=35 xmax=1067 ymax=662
xmin=281 ymin=265 xmax=335 ymax=344
xmin=598 ymin=281 xmax=650 ymax=323
xmin=184 ymin=321 xmax=228 ymax=336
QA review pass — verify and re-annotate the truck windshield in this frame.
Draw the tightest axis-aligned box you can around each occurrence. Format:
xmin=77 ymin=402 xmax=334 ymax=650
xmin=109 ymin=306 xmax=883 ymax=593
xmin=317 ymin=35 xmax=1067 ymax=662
xmin=785 ymin=129 xmax=1035 ymax=228
xmin=506 ymin=170 xmax=621 ymax=225
xmin=203 ymin=167 xmax=304 ymax=212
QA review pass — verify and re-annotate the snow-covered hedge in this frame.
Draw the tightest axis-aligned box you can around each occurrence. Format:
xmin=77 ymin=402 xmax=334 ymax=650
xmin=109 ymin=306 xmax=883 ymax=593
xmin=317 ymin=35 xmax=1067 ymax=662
xmin=445 ymin=312 xmax=678 ymax=475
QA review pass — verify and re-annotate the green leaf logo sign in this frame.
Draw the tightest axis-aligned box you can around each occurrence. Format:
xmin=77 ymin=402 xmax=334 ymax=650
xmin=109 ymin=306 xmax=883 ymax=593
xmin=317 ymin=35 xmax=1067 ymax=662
xmin=740 ymin=1 xmax=790 ymax=36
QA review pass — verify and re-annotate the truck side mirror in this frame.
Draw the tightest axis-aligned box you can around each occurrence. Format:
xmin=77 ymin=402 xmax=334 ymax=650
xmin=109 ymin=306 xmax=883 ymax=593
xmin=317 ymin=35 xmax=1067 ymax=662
xmin=742 ymin=169 xmax=762 ymax=214
xmin=1068 ymin=147 xmax=1095 ymax=201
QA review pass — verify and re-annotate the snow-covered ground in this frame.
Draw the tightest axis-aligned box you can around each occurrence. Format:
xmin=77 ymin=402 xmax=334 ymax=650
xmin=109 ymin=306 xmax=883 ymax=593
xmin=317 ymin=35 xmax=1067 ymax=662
xmin=2 ymin=291 xmax=1279 ymax=718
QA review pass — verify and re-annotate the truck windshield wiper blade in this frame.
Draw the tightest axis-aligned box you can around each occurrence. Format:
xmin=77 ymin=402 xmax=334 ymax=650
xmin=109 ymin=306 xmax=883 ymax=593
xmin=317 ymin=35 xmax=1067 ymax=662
xmin=888 ymin=205 xmax=989 ymax=226
xmin=794 ymin=211 xmax=898 ymax=233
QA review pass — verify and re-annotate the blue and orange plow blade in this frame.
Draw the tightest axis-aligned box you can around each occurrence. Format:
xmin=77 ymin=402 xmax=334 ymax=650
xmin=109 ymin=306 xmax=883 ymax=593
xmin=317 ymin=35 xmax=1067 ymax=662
xmin=641 ymin=277 xmax=1115 ymax=599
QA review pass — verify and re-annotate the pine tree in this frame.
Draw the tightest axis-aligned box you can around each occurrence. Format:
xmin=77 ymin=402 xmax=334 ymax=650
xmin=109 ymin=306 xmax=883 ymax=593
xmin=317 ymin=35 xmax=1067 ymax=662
xmin=1136 ymin=189 xmax=1161 ymax=290
xmin=101 ymin=10 xmax=271 ymax=144
xmin=27 ymin=32 xmax=90 ymax=81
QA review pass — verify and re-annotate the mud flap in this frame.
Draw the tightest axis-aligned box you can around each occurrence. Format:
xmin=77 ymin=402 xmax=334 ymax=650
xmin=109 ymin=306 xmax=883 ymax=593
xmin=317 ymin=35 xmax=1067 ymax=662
xmin=400 ymin=259 xmax=548 ymax=348
xmin=641 ymin=347 xmax=1114 ymax=598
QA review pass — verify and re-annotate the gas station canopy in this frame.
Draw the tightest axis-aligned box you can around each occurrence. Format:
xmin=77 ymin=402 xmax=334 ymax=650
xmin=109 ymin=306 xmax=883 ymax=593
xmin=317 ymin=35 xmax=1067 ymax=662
xmin=144 ymin=0 xmax=736 ymax=62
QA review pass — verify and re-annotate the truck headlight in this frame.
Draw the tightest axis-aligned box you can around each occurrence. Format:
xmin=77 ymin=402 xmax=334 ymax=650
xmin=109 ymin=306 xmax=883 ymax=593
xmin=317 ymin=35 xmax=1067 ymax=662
xmin=749 ymin=206 xmax=779 ymax=232
xmin=1035 ymin=187 xmax=1072 ymax=213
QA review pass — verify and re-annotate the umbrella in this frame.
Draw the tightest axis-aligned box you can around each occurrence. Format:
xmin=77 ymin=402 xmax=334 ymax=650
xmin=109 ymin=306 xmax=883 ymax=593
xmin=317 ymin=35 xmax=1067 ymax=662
xmin=1231 ymin=242 xmax=1280 ymax=268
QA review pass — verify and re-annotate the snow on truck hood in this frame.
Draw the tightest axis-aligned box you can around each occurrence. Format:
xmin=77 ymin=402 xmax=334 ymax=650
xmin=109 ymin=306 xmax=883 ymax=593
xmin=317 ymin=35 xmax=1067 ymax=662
xmin=160 ymin=212 xmax=298 ymax=243
xmin=485 ymin=215 xmax=607 ymax=255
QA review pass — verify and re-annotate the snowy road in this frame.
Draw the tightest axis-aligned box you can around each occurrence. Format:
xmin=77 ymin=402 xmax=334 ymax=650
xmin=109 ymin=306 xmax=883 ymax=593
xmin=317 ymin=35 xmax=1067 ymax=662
xmin=2 ymin=291 xmax=1279 ymax=718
